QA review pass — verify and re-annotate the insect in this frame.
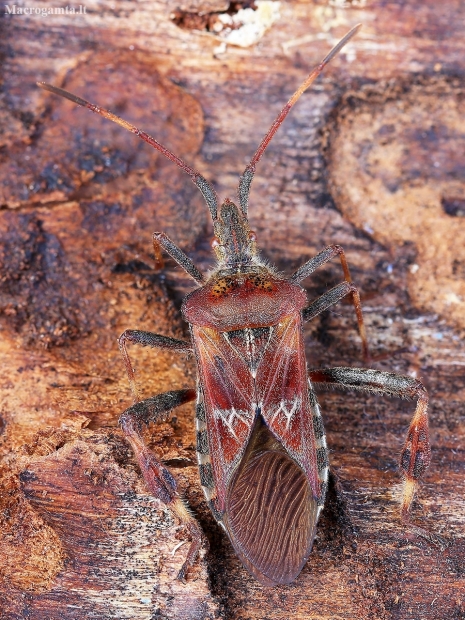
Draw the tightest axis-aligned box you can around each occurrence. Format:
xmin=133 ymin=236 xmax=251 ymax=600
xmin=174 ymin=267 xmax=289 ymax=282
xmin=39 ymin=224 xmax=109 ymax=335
xmin=38 ymin=24 xmax=431 ymax=586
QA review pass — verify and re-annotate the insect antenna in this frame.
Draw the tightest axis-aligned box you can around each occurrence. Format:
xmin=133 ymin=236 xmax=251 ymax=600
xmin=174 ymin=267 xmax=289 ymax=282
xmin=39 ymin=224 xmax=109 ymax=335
xmin=36 ymin=82 xmax=219 ymax=220
xmin=237 ymin=23 xmax=361 ymax=216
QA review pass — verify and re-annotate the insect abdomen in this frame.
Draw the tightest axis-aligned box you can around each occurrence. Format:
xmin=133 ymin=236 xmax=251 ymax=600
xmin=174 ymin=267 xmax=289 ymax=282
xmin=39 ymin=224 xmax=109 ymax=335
xmin=309 ymin=386 xmax=328 ymax=517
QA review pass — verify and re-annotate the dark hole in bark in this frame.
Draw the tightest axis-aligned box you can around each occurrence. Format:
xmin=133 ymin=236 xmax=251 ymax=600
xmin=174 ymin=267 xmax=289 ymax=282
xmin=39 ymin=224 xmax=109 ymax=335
xmin=441 ymin=196 xmax=465 ymax=217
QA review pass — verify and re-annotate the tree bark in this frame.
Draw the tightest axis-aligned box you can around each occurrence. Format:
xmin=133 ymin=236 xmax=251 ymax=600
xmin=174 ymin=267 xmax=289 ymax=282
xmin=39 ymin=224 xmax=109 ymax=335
xmin=0 ymin=2 xmax=464 ymax=619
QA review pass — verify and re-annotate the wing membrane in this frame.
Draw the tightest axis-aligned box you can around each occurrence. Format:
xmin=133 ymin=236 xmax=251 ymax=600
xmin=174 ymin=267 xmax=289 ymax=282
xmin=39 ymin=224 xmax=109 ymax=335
xmin=225 ymin=442 xmax=318 ymax=585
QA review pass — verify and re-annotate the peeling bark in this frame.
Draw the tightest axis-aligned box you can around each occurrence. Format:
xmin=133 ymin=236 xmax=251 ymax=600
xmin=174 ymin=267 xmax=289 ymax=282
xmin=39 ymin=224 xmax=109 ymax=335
xmin=1 ymin=2 xmax=464 ymax=619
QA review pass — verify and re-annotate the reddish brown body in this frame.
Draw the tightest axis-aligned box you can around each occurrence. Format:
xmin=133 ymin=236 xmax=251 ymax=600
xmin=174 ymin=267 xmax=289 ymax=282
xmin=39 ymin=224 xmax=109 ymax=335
xmin=188 ymin=274 xmax=321 ymax=583
xmin=38 ymin=25 xmax=432 ymax=586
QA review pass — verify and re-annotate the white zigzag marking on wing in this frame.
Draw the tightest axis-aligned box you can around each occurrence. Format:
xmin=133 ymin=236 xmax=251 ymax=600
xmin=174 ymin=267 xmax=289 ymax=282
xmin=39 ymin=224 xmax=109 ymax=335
xmin=214 ymin=407 xmax=250 ymax=441
xmin=270 ymin=397 xmax=301 ymax=431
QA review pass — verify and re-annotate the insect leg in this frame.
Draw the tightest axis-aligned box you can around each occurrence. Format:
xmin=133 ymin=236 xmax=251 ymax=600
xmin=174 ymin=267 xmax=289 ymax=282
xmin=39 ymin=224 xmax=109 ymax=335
xmin=119 ymin=388 xmax=202 ymax=580
xmin=309 ymin=367 xmax=431 ymax=528
xmin=302 ymin=281 xmax=359 ymax=322
xmin=118 ymin=330 xmax=192 ymax=403
xmin=153 ymin=232 xmax=205 ymax=284
xmin=292 ymin=245 xmax=368 ymax=360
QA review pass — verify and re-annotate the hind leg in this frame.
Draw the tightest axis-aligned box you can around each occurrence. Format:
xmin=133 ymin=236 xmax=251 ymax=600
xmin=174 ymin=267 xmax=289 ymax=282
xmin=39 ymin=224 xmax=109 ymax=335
xmin=309 ymin=367 xmax=431 ymax=528
xmin=119 ymin=388 xmax=201 ymax=580
xmin=118 ymin=329 xmax=202 ymax=579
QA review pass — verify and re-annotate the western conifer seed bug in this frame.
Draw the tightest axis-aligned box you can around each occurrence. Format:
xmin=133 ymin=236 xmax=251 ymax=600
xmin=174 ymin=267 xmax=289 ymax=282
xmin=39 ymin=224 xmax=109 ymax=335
xmin=38 ymin=24 xmax=432 ymax=586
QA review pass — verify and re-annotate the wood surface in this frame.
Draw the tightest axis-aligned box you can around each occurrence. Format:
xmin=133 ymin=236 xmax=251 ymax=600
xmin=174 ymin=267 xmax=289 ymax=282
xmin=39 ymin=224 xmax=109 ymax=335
xmin=1 ymin=1 xmax=464 ymax=619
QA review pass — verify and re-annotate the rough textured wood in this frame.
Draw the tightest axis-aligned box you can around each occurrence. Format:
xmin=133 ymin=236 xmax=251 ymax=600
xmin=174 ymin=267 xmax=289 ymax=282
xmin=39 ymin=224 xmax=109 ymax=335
xmin=1 ymin=2 xmax=464 ymax=619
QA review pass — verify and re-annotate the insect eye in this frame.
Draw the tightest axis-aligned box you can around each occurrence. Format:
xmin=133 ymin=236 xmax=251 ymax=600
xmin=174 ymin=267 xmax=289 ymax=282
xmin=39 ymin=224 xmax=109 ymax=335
xmin=248 ymin=231 xmax=257 ymax=242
